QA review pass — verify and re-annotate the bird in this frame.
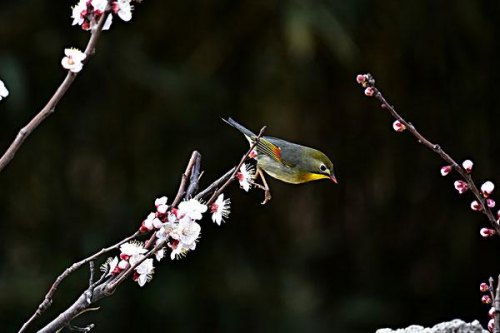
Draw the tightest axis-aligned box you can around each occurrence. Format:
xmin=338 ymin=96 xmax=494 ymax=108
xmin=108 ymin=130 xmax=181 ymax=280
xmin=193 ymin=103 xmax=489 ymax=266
xmin=224 ymin=117 xmax=337 ymax=204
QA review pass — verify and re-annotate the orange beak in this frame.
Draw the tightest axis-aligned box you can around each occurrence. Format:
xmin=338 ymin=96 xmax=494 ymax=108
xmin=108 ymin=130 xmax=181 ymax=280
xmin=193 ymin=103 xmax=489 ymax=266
xmin=330 ymin=174 xmax=338 ymax=184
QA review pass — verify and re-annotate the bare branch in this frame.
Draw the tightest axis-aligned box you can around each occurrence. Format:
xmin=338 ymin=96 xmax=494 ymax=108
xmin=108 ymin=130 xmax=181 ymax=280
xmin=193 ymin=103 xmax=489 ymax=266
xmin=358 ymin=73 xmax=498 ymax=233
xmin=0 ymin=12 xmax=110 ymax=174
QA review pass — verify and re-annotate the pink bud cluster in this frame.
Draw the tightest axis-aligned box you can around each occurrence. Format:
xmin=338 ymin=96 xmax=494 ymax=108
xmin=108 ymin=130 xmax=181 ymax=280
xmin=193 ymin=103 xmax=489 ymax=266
xmin=480 ymin=281 xmax=497 ymax=332
xmin=441 ymin=159 xmax=499 ymax=236
xmin=356 ymin=74 xmax=376 ymax=97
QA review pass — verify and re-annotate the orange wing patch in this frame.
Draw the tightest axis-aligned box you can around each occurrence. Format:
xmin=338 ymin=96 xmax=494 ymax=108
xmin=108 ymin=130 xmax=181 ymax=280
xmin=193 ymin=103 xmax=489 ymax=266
xmin=272 ymin=146 xmax=281 ymax=160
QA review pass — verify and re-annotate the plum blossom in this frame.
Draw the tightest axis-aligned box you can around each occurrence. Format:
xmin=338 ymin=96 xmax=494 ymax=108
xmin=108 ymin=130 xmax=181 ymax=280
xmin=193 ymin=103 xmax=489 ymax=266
xmin=0 ymin=80 xmax=8 ymax=101
xmin=71 ymin=0 xmax=135 ymax=31
xmin=120 ymin=241 xmax=147 ymax=260
xmin=237 ymin=163 xmax=254 ymax=192
xmin=130 ymin=255 xmax=154 ymax=287
xmin=169 ymin=218 xmax=201 ymax=260
xmin=61 ymin=48 xmax=86 ymax=73
xmin=177 ymin=199 xmax=207 ymax=221
xmin=113 ymin=0 xmax=133 ymax=21
xmin=211 ymin=194 xmax=230 ymax=226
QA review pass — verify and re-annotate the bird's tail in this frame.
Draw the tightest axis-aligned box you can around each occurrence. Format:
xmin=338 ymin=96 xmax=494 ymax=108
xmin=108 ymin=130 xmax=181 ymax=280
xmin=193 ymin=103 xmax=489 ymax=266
xmin=222 ymin=117 xmax=256 ymax=140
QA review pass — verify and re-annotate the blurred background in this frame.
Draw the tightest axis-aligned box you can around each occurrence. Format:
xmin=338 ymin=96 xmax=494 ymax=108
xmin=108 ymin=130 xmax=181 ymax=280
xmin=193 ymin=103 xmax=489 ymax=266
xmin=1 ymin=0 xmax=500 ymax=332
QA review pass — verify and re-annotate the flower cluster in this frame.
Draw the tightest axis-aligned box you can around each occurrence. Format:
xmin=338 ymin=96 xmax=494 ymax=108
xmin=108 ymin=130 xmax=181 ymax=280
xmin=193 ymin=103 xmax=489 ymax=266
xmin=103 ymin=240 xmax=156 ymax=287
xmin=0 ymin=80 xmax=8 ymax=101
xmin=479 ymin=281 xmax=496 ymax=332
xmin=71 ymin=0 xmax=135 ymax=31
xmin=99 ymin=160 xmax=260 ymax=287
xmin=142 ymin=195 xmax=232 ymax=260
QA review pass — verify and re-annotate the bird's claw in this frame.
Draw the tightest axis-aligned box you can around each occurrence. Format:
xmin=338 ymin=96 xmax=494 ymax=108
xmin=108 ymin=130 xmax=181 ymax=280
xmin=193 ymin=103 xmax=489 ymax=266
xmin=261 ymin=190 xmax=272 ymax=205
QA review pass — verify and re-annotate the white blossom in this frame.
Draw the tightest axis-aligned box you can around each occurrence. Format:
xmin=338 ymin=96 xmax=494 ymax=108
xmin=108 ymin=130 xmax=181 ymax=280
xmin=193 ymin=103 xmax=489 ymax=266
xmin=120 ymin=241 xmax=147 ymax=257
xmin=0 ymin=80 xmax=8 ymax=101
xmin=211 ymin=194 xmax=230 ymax=226
xmin=236 ymin=163 xmax=254 ymax=192
xmin=61 ymin=48 xmax=86 ymax=73
xmin=177 ymin=199 xmax=207 ymax=221
xmin=71 ymin=0 xmax=87 ymax=26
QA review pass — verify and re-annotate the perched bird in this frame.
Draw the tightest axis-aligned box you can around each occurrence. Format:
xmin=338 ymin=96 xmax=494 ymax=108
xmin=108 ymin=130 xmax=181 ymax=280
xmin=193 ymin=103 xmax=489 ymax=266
xmin=224 ymin=118 xmax=337 ymax=203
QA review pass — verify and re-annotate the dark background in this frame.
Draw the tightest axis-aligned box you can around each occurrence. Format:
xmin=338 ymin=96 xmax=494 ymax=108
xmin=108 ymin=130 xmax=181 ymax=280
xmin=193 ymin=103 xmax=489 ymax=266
xmin=1 ymin=0 xmax=499 ymax=332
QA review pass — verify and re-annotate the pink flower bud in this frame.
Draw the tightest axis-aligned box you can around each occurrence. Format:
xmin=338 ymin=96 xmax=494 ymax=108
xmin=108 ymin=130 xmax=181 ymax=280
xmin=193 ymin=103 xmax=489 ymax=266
xmin=480 ymin=228 xmax=496 ymax=237
xmin=483 ymin=295 xmax=492 ymax=304
xmin=356 ymin=74 xmax=366 ymax=84
xmin=112 ymin=265 xmax=121 ymax=275
xmin=487 ymin=198 xmax=496 ymax=208
xmin=488 ymin=318 xmax=494 ymax=332
xmin=481 ymin=181 xmax=495 ymax=197
xmin=454 ymin=180 xmax=469 ymax=194
xmin=471 ymin=200 xmax=483 ymax=211
xmin=480 ymin=282 xmax=490 ymax=292
xmin=364 ymin=87 xmax=375 ymax=97
xmin=462 ymin=159 xmax=473 ymax=173
xmin=248 ymin=149 xmax=258 ymax=159
xmin=440 ymin=165 xmax=452 ymax=176
xmin=392 ymin=120 xmax=406 ymax=132
xmin=139 ymin=220 xmax=153 ymax=233
xmin=489 ymin=307 xmax=496 ymax=318
xmin=120 ymin=253 xmax=130 ymax=261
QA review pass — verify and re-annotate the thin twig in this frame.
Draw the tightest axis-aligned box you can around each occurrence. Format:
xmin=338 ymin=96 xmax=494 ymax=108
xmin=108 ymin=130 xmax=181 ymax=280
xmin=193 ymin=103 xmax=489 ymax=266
xmin=206 ymin=126 xmax=266 ymax=206
xmin=495 ymin=274 xmax=500 ymax=333
xmin=0 ymin=12 xmax=109 ymax=174
xmin=171 ymin=151 xmax=201 ymax=207
xmin=17 ymin=230 xmax=139 ymax=333
xmin=358 ymin=73 xmax=498 ymax=233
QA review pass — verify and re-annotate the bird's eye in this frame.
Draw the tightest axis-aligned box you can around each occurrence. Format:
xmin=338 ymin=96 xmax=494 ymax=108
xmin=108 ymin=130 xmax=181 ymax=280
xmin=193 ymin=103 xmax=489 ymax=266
xmin=319 ymin=164 xmax=327 ymax=172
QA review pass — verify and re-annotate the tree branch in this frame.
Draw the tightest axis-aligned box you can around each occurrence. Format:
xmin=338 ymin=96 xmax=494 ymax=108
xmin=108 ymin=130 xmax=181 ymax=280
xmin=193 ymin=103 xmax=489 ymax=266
xmin=0 ymin=12 xmax=110 ymax=174
xmin=358 ymin=73 xmax=498 ymax=233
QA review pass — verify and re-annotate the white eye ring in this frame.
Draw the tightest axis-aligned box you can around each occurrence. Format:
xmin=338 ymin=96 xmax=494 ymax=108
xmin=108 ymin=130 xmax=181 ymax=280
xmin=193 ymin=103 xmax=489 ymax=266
xmin=319 ymin=164 xmax=327 ymax=172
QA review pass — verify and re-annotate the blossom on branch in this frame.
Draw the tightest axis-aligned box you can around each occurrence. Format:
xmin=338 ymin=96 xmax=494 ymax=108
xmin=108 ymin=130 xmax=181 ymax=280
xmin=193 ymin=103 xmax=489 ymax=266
xmin=237 ymin=163 xmax=254 ymax=192
xmin=177 ymin=199 xmax=207 ymax=221
xmin=61 ymin=48 xmax=86 ymax=73
xmin=211 ymin=194 xmax=231 ymax=226
xmin=71 ymin=0 xmax=135 ymax=31
xmin=0 ymin=80 xmax=9 ymax=101
xmin=130 ymin=255 xmax=154 ymax=287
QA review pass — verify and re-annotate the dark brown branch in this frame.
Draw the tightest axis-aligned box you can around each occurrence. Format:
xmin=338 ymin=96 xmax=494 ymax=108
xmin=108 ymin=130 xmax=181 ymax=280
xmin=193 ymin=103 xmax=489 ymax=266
xmin=358 ymin=73 xmax=499 ymax=233
xmin=21 ymin=138 xmax=267 ymax=332
xmin=171 ymin=151 xmax=201 ymax=207
xmin=0 ymin=12 xmax=109 ymax=174
xmin=17 ymin=230 xmax=139 ymax=333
